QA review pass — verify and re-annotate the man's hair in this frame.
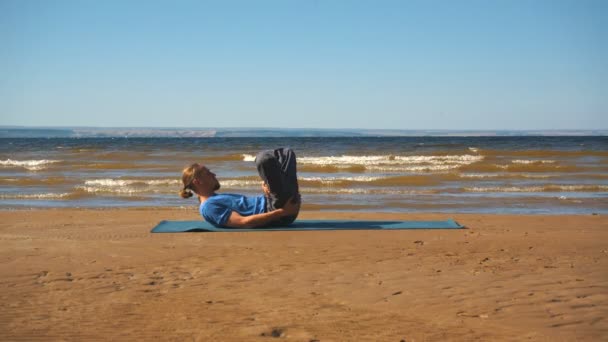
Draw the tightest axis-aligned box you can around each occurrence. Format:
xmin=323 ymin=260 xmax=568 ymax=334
xmin=180 ymin=163 xmax=199 ymax=199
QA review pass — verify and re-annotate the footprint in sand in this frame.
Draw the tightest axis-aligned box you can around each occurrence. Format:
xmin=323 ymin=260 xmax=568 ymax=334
xmin=260 ymin=328 xmax=285 ymax=338
xmin=259 ymin=327 xmax=314 ymax=340
xmin=35 ymin=270 xmax=53 ymax=286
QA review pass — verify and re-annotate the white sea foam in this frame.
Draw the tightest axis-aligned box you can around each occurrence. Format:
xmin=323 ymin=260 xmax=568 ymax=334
xmin=365 ymin=165 xmax=461 ymax=172
xmin=460 ymin=173 xmax=552 ymax=179
xmin=396 ymin=155 xmax=483 ymax=164
xmin=465 ymin=186 xmax=545 ymax=192
xmin=84 ymin=179 xmax=131 ymax=187
xmin=242 ymin=154 xmax=256 ymax=162
xmin=0 ymin=159 xmax=61 ymax=171
xmin=300 ymin=188 xmax=436 ymax=195
xmin=301 ymin=176 xmax=384 ymax=183
xmin=179 ymin=176 xmax=384 ymax=188
xmin=79 ymin=178 xmax=181 ymax=195
xmin=468 ymin=147 xmax=479 ymax=153
xmin=0 ymin=192 xmax=71 ymax=199
xmin=460 ymin=173 xmax=502 ymax=178
xmin=84 ymin=178 xmax=260 ymax=191
xmin=297 ymin=154 xmax=483 ymax=166
xmin=220 ymin=179 xmax=263 ymax=187
xmin=511 ymin=159 xmax=556 ymax=164
xmin=145 ymin=179 xmax=181 ymax=186
xmin=557 ymin=196 xmax=583 ymax=203
xmin=78 ymin=186 xmax=150 ymax=194
xmin=240 ymin=154 xmax=483 ymax=173
xmin=84 ymin=179 xmax=180 ymax=187
xmin=554 ymin=185 xmax=608 ymax=191
xmin=243 ymin=154 xmax=483 ymax=166
xmin=464 ymin=185 xmax=608 ymax=192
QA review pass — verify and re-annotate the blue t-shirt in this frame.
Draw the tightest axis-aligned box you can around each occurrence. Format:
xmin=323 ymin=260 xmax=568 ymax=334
xmin=200 ymin=193 xmax=267 ymax=227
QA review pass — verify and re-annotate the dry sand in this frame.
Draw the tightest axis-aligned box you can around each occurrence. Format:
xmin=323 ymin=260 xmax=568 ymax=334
xmin=0 ymin=209 xmax=606 ymax=341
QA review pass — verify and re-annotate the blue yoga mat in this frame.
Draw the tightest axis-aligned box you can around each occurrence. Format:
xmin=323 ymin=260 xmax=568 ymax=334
xmin=151 ymin=219 xmax=464 ymax=233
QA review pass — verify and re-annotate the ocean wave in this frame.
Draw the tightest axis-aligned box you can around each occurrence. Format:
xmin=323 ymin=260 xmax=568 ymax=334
xmin=201 ymin=154 xmax=248 ymax=162
xmin=220 ymin=179 xmax=265 ymax=187
xmin=91 ymin=151 xmax=151 ymax=161
xmin=83 ymin=177 xmax=263 ymax=192
xmin=298 ymin=176 xmax=384 ymax=187
xmin=219 ymin=176 xmax=387 ymax=188
xmin=296 ymin=154 xmax=483 ymax=166
xmin=299 ymin=163 xmax=470 ymax=173
xmin=511 ymin=159 xmax=556 ymax=164
xmin=80 ymin=162 xmax=152 ymax=170
xmin=0 ymin=159 xmax=61 ymax=171
xmin=459 ymin=172 xmax=608 ymax=180
xmin=241 ymin=153 xmax=484 ymax=173
xmin=78 ymin=178 xmax=182 ymax=195
xmin=460 ymin=162 xmax=583 ymax=173
xmin=242 ymin=154 xmax=256 ymax=162
xmin=84 ymin=179 xmax=180 ymax=187
xmin=301 ymin=176 xmax=383 ymax=183
xmin=464 ymin=185 xmax=608 ymax=193
xmin=300 ymin=175 xmax=446 ymax=187
xmin=243 ymin=154 xmax=482 ymax=165
xmin=300 ymin=188 xmax=439 ymax=195
xmin=219 ymin=175 xmax=447 ymax=188
xmin=0 ymin=177 xmax=71 ymax=186
xmin=365 ymin=165 xmax=463 ymax=172
xmin=298 ymin=164 xmax=367 ymax=173
xmin=0 ymin=192 xmax=72 ymax=199
xmin=459 ymin=173 xmax=553 ymax=179
xmin=78 ymin=186 xmax=151 ymax=194
xmin=479 ymin=149 xmax=608 ymax=158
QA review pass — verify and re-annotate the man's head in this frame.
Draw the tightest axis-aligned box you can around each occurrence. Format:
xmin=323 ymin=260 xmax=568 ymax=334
xmin=180 ymin=163 xmax=220 ymax=199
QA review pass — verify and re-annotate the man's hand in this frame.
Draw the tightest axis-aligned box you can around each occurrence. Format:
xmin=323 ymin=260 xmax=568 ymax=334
xmin=226 ymin=195 xmax=300 ymax=228
xmin=281 ymin=196 xmax=301 ymax=216
xmin=225 ymin=195 xmax=301 ymax=228
xmin=262 ymin=183 xmax=271 ymax=197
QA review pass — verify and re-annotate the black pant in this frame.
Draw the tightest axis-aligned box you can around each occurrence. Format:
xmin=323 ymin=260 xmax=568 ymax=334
xmin=256 ymin=148 xmax=300 ymax=225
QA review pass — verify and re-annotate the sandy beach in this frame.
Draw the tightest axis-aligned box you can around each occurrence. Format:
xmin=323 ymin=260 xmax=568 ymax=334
xmin=0 ymin=209 xmax=606 ymax=341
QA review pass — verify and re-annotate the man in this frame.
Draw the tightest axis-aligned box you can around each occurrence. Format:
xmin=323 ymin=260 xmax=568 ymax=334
xmin=180 ymin=148 xmax=301 ymax=228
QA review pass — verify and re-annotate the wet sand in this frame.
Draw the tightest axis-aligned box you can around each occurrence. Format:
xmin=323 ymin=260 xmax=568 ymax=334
xmin=0 ymin=209 xmax=606 ymax=341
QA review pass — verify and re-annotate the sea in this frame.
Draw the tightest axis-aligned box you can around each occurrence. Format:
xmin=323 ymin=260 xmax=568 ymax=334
xmin=1 ymin=135 xmax=607 ymax=214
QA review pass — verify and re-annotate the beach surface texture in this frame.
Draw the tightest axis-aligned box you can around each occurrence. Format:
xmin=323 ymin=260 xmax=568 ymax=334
xmin=1 ymin=209 xmax=606 ymax=341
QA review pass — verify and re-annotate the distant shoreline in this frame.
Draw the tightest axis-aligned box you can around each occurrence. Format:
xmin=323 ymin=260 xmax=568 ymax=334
xmin=1 ymin=126 xmax=606 ymax=138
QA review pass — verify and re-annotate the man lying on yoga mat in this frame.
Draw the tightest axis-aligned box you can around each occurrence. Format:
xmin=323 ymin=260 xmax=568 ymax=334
xmin=179 ymin=148 xmax=301 ymax=228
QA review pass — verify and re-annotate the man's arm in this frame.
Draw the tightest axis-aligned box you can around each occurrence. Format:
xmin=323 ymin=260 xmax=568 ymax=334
xmin=225 ymin=196 xmax=300 ymax=228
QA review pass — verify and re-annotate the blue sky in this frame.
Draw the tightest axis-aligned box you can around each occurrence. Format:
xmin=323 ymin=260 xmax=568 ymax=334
xmin=1 ymin=0 xmax=606 ymax=130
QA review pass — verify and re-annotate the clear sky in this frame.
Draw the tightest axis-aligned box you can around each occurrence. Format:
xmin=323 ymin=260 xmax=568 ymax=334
xmin=1 ymin=0 xmax=606 ymax=130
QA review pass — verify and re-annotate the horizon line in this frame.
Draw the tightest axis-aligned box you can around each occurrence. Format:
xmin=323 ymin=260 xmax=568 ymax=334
xmin=2 ymin=125 xmax=607 ymax=132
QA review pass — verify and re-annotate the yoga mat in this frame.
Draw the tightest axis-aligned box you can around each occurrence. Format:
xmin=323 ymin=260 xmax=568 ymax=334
xmin=151 ymin=219 xmax=464 ymax=233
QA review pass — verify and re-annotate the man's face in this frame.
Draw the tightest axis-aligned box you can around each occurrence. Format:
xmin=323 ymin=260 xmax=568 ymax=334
xmin=196 ymin=165 xmax=220 ymax=191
